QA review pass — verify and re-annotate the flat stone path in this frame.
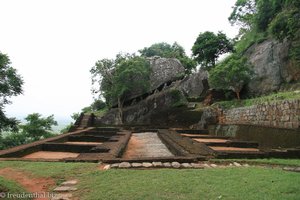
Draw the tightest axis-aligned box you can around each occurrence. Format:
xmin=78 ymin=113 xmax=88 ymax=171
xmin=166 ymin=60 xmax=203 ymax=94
xmin=122 ymin=132 xmax=173 ymax=159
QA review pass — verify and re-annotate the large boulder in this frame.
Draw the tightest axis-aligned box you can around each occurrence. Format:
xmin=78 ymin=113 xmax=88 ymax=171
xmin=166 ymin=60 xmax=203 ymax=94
xmin=178 ymin=69 xmax=209 ymax=98
xmin=149 ymin=57 xmax=185 ymax=90
xmin=245 ymin=39 xmax=300 ymax=95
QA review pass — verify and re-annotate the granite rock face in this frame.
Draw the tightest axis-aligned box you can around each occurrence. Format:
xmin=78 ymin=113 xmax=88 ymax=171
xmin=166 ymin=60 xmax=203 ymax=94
xmin=149 ymin=57 xmax=185 ymax=90
xmin=245 ymin=39 xmax=300 ymax=95
xmin=178 ymin=69 xmax=209 ymax=98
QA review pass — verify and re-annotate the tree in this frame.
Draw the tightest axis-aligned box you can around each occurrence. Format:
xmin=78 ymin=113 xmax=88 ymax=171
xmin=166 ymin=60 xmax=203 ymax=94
xmin=268 ymin=0 xmax=300 ymax=41
xmin=21 ymin=113 xmax=57 ymax=141
xmin=192 ymin=31 xmax=233 ymax=70
xmin=139 ymin=42 xmax=196 ymax=74
xmin=0 ymin=52 xmax=23 ymax=133
xmin=209 ymin=56 xmax=253 ymax=100
xmin=112 ymin=56 xmax=150 ymax=124
xmin=91 ymin=54 xmax=150 ymax=124
xmin=229 ymin=0 xmax=257 ymax=32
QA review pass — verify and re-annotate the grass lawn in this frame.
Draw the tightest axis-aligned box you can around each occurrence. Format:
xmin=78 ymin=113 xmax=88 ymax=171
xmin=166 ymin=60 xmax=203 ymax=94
xmin=212 ymin=159 xmax=300 ymax=167
xmin=0 ymin=177 xmax=31 ymax=200
xmin=0 ymin=161 xmax=299 ymax=200
xmin=212 ymin=90 xmax=300 ymax=109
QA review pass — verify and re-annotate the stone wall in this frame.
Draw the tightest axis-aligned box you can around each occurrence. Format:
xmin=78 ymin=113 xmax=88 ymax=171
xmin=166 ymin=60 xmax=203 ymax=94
xmin=220 ymin=99 xmax=300 ymax=129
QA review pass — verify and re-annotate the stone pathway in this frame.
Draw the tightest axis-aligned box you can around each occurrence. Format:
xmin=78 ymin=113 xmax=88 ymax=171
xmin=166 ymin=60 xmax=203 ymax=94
xmin=102 ymin=161 xmax=251 ymax=169
xmin=51 ymin=180 xmax=78 ymax=200
xmin=122 ymin=132 xmax=173 ymax=158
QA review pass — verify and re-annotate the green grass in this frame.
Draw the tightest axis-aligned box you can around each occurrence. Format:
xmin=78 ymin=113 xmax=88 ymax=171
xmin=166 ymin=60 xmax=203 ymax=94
xmin=235 ymin=30 xmax=267 ymax=54
xmin=212 ymin=90 xmax=300 ymax=109
xmin=0 ymin=161 xmax=97 ymax=183
xmin=0 ymin=161 xmax=299 ymax=200
xmin=0 ymin=176 xmax=31 ymax=200
xmin=213 ymin=159 xmax=300 ymax=167
xmin=77 ymin=168 xmax=300 ymax=200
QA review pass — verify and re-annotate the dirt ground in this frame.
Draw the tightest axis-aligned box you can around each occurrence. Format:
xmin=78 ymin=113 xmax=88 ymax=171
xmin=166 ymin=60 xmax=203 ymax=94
xmin=0 ymin=168 xmax=55 ymax=200
xmin=22 ymin=151 xmax=79 ymax=159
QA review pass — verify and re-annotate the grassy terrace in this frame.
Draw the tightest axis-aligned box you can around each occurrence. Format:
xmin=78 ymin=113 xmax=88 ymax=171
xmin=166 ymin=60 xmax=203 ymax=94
xmin=212 ymin=90 xmax=300 ymax=109
xmin=0 ymin=160 xmax=299 ymax=200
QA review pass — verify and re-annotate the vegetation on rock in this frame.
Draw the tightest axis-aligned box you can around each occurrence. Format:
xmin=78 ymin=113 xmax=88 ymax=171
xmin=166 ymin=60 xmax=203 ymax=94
xmin=209 ymin=56 xmax=253 ymax=100
xmin=139 ymin=42 xmax=196 ymax=74
xmin=192 ymin=31 xmax=233 ymax=70
xmin=91 ymin=54 xmax=150 ymax=124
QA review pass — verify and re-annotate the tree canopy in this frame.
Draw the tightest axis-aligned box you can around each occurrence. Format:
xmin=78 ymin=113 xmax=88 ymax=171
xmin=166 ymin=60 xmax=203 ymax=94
xmin=139 ymin=42 xmax=196 ymax=74
xmin=192 ymin=31 xmax=233 ymax=70
xmin=209 ymin=56 xmax=253 ymax=100
xmin=0 ymin=113 xmax=57 ymax=150
xmin=0 ymin=52 xmax=23 ymax=133
xmin=91 ymin=54 xmax=150 ymax=123
xmin=21 ymin=113 xmax=57 ymax=141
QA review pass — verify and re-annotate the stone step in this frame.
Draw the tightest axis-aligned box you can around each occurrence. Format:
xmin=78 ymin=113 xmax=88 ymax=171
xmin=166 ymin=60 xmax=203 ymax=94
xmin=193 ymin=138 xmax=259 ymax=148
xmin=176 ymin=129 xmax=209 ymax=135
xmin=181 ymin=134 xmax=231 ymax=139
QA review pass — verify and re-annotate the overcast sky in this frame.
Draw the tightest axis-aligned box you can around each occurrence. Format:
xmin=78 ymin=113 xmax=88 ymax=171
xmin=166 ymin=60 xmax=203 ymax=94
xmin=1 ymin=0 xmax=238 ymax=124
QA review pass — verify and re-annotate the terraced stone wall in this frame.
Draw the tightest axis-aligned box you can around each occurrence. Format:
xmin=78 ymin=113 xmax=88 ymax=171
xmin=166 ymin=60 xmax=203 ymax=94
xmin=220 ymin=99 xmax=300 ymax=129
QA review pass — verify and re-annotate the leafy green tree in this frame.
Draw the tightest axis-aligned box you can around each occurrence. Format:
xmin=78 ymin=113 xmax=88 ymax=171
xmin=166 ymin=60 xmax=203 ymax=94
xmin=91 ymin=54 xmax=150 ymax=124
xmin=139 ymin=42 xmax=196 ymax=73
xmin=209 ymin=56 xmax=253 ymax=100
xmin=229 ymin=0 xmax=257 ymax=32
xmin=21 ymin=113 xmax=57 ymax=141
xmin=192 ymin=31 xmax=233 ymax=70
xmin=0 ymin=132 xmax=28 ymax=150
xmin=112 ymin=56 xmax=150 ymax=123
xmin=269 ymin=0 xmax=300 ymax=41
xmin=0 ymin=52 xmax=23 ymax=133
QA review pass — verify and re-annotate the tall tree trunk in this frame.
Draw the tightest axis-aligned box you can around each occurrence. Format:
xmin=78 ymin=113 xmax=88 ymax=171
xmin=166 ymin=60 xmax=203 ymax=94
xmin=236 ymin=91 xmax=240 ymax=100
xmin=117 ymin=97 xmax=123 ymax=125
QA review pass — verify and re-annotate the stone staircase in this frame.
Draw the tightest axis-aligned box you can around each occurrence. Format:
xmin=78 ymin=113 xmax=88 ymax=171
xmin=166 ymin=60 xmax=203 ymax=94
xmin=177 ymin=130 xmax=266 ymax=158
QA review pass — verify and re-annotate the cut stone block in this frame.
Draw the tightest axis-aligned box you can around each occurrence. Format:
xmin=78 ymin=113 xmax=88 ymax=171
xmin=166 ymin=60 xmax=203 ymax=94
xmin=61 ymin=180 xmax=78 ymax=186
xmin=131 ymin=163 xmax=143 ymax=168
xmin=152 ymin=162 xmax=163 ymax=167
xmin=51 ymin=193 xmax=72 ymax=200
xmin=171 ymin=162 xmax=181 ymax=168
xmin=163 ymin=162 xmax=172 ymax=168
xmin=210 ymin=164 xmax=218 ymax=168
xmin=181 ymin=163 xmax=192 ymax=168
xmin=233 ymin=162 xmax=242 ymax=167
xmin=53 ymin=186 xmax=77 ymax=192
xmin=191 ymin=163 xmax=204 ymax=169
xmin=103 ymin=165 xmax=111 ymax=170
xmin=142 ymin=162 xmax=153 ymax=168
xmin=111 ymin=163 xmax=120 ymax=168
xmin=119 ymin=162 xmax=131 ymax=168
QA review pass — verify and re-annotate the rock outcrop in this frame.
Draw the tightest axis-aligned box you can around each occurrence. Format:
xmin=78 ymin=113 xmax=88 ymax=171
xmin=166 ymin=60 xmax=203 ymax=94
xmin=245 ymin=39 xmax=300 ymax=95
xmin=149 ymin=57 xmax=185 ymax=90
xmin=178 ymin=69 xmax=209 ymax=98
xmin=98 ymin=57 xmax=209 ymax=125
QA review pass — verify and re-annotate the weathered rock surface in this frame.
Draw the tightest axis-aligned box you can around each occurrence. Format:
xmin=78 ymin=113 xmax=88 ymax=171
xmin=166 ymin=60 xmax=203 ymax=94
xmin=171 ymin=162 xmax=181 ymax=168
xmin=192 ymin=107 xmax=218 ymax=129
xmin=119 ymin=162 xmax=131 ymax=168
xmin=245 ymin=39 xmax=300 ymax=95
xmin=149 ymin=57 xmax=185 ymax=90
xmin=178 ymin=69 xmax=209 ymax=98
